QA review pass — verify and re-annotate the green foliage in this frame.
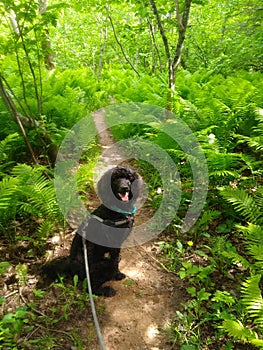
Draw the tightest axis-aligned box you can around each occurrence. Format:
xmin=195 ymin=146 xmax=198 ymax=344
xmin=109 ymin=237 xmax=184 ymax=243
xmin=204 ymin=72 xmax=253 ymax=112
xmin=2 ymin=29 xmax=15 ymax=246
xmin=102 ymin=69 xmax=168 ymax=106
xmin=0 ymin=163 xmax=62 ymax=241
xmin=175 ymin=70 xmax=263 ymax=145
xmin=0 ymin=133 xmax=20 ymax=175
xmin=0 ymin=276 xmax=93 ymax=349
xmin=241 ymin=275 xmax=263 ymax=328
xmin=0 ymin=1 xmax=263 ymax=348
xmin=0 ymin=306 xmax=29 ymax=348
xmin=43 ymin=69 xmax=109 ymax=129
xmin=219 ymin=187 xmax=263 ymax=347
xmin=221 ymin=187 xmax=263 ymax=226
xmin=236 ymin=111 xmax=263 ymax=153
xmin=222 ymin=319 xmax=261 ymax=346
xmin=186 ymin=0 xmax=263 ymax=73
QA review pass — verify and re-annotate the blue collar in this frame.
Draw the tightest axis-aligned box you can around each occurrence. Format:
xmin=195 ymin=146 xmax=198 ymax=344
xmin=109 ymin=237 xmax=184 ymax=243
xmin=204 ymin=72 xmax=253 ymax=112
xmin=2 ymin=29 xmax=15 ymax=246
xmin=110 ymin=205 xmax=137 ymax=216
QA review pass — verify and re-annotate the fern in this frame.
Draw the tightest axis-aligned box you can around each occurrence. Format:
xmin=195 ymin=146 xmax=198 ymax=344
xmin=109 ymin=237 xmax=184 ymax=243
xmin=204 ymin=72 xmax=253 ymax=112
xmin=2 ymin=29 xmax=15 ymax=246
xmin=0 ymin=164 xmax=62 ymax=240
xmin=220 ymin=186 xmax=263 ymax=347
xmin=36 ymin=221 xmax=56 ymax=239
xmin=237 ymin=223 xmax=263 ymax=268
xmin=241 ymin=274 xmax=263 ymax=328
xmin=0 ymin=177 xmax=20 ymax=229
xmin=221 ymin=188 xmax=263 ymax=269
xmin=222 ymin=319 xmax=260 ymax=344
xmin=12 ymin=164 xmax=61 ymax=220
xmin=0 ymin=133 xmax=19 ymax=175
xmin=235 ymin=111 xmax=263 ymax=152
xmin=0 ymin=177 xmax=19 ymax=210
xmin=221 ymin=187 xmax=262 ymax=225
xmin=206 ymin=151 xmax=242 ymax=182
xmin=236 ymin=135 xmax=263 ymax=152
xmin=221 ymin=250 xmax=252 ymax=270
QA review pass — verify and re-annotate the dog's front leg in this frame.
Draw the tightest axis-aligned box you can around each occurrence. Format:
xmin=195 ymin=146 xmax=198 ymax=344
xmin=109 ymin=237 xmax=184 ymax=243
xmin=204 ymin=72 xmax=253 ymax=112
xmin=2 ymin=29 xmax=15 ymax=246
xmin=109 ymin=248 xmax=126 ymax=281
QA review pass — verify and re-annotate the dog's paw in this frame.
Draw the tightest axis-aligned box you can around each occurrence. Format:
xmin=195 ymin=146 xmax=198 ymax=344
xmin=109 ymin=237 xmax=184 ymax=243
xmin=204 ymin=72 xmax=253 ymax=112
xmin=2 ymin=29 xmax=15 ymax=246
xmin=95 ymin=286 xmax=116 ymax=297
xmin=102 ymin=286 xmax=117 ymax=297
xmin=114 ymin=271 xmax=126 ymax=280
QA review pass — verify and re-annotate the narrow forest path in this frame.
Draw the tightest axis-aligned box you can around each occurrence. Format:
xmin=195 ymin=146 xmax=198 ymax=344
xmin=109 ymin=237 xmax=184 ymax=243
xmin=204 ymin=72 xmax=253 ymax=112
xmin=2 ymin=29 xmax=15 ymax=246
xmin=90 ymin=109 xmax=184 ymax=350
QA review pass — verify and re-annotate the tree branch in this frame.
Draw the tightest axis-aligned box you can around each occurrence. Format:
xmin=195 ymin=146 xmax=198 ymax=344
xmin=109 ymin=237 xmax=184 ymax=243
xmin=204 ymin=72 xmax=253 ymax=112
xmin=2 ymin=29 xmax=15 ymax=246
xmin=172 ymin=0 xmax=192 ymax=72
xmin=147 ymin=17 xmax=163 ymax=72
xmin=0 ymin=75 xmax=38 ymax=164
xmin=149 ymin=0 xmax=171 ymax=62
xmin=108 ymin=14 xmax=140 ymax=77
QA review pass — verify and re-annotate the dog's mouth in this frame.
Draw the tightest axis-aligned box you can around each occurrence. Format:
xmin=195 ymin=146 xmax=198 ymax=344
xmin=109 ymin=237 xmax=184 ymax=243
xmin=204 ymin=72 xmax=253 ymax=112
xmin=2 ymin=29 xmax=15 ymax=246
xmin=118 ymin=191 xmax=130 ymax=202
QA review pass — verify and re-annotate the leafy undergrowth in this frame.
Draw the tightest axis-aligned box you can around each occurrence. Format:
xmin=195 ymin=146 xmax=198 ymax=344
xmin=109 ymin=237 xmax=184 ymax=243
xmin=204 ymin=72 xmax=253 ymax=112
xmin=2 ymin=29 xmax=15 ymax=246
xmin=157 ymin=219 xmax=263 ymax=350
xmin=0 ymin=226 xmax=101 ymax=349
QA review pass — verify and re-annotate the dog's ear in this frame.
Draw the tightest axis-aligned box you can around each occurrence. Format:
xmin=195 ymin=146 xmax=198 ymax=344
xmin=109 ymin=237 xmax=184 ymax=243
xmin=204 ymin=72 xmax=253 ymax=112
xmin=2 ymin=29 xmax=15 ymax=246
xmin=97 ymin=168 xmax=113 ymax=204
xmin=130 ymin=175 xmax=143 ymax=201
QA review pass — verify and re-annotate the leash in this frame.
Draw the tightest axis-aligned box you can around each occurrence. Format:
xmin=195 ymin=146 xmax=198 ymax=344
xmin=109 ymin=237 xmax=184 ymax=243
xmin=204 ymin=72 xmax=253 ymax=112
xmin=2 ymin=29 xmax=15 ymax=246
xmin=81 ymin=207 xmax=136 ymax=349
xmin=82 ymin=236 xmax=107 ymax=350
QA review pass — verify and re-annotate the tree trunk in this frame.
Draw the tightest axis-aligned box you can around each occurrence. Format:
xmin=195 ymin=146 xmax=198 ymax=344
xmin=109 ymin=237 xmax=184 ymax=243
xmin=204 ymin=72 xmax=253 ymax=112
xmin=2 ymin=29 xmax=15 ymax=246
xmin=98 ymin=27 xmax=107 ymax=81
xmin=149 ymin=0 xmax=192 ymax=110
xmin=39 ymin=0 xmax=56 ymax=70
xmin=148 ymin=18 xmax=163 ymax=73
xmin=0 ymin=76 xmax=38 ymax=164
xmin=172 ymin=0 xmax=192 ymax=86
xmin=0 ymin=75 xmax=58 ymax=166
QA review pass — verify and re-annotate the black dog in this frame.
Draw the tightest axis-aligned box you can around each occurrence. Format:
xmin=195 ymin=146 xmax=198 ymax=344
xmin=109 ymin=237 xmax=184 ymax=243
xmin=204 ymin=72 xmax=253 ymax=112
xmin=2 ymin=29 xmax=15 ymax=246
xmin=44 ymin=166 xmax=141 ymax=297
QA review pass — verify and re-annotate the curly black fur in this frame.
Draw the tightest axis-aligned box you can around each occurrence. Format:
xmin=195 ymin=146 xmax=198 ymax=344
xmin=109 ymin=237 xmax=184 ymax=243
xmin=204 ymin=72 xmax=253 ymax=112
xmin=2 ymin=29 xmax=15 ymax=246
xmin=43 ymin=166 xmax=142 ymax=297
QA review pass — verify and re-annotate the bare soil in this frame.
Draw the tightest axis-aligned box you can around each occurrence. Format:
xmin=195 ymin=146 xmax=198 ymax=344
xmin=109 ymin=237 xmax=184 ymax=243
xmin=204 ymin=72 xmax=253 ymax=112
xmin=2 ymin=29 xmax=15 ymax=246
xmin=91 ymin=242 xmax=184 ymax=350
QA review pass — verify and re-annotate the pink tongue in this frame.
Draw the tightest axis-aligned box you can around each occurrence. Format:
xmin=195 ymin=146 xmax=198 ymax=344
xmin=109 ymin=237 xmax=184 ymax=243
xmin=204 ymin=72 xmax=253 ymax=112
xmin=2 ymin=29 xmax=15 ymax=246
xmin=120 ymin=192 xmax=129 ymax=202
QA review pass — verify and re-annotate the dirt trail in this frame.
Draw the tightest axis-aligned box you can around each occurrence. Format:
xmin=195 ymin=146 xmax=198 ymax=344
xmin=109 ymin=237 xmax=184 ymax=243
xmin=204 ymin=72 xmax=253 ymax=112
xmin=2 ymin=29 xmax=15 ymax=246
xmin=91 ymin=109 xmax=183 ymax=350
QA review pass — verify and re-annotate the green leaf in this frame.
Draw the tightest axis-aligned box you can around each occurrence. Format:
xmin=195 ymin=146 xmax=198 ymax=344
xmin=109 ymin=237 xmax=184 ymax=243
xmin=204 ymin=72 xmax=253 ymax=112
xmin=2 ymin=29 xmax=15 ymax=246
xmin=123 ymin=279 xmax=136 ymax=286
xmin=241 ymin=274 xmax=263 ymax=328
xmin=187 ymin=287 xmax=196 ymax=297
xmin=222 ymin=319 xmax=257 ymax=341
xmin=211 ymin=290 xmax=235 ymax=306
xmin=181 ymin=344 xmax=199 ymax=350
xmin=0 ymin=261 xmax=11 ymax=275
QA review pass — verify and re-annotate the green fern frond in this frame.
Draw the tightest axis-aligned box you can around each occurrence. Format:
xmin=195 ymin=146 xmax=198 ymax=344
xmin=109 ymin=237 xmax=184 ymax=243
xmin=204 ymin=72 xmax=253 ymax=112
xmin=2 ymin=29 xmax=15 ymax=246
xmin=0 ymin=133 xmax=19 ymax=163
xmin=197 ymin=210 xmax=221 ymax=227
xmin=241 ymin=223 xmax=263 ymax=245
xmin=21 ymin=181 xmax=61 ymax=219
xmin=238 ymin=135 xmax=263 ymax=152
xmin=235 ymin=111 xmax=263 ymax=152
xmin=236 ymin=224 xmax=263 ymax=267
xmin=221 ymin=250 xmax=251 ymax=270
xmin=37 ymin=221 xmax=55 ymax=239
xmin=11 ymin=164 xmax=49 ymax=183
xmin=241 ymin=274 xmax=263 ymax=328
xmin=254 ymin=110 xmax=263 ymax=136
xmin=8 ymin=164 xmax=62 ymax=221
xmin=254 ymin=188 xmax=263 ymax=209
xmin=222 ymin=319 xmax=258 ymax=343
xmin=0 ymin=177 xmax=19 ymax=209
xmin=206 ymin=151 xmax=242 ymax=180
xmin=238 ymin=153 xmax=262 ymax=175
xmin=221 ymin=188 xmax=262 ymax=225
xmin=248 ymin=245 xmax=263 ymax=265
xmin=209 ymin=169 xmax=238 ymax=178
xmin=251 ymin=339 xmax=263 ymax=348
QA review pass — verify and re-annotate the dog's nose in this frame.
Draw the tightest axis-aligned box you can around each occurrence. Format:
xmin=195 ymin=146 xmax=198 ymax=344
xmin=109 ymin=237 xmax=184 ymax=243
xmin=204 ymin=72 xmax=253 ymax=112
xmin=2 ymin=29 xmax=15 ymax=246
xmin=120 ymin=186 xmax=129 ymax=192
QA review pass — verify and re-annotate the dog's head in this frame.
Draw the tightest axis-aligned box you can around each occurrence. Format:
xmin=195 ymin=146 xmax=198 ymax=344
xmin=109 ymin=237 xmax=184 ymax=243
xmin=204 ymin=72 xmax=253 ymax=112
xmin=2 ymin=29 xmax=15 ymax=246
xmin=97 ymin=166 xmax=142 ymax=211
